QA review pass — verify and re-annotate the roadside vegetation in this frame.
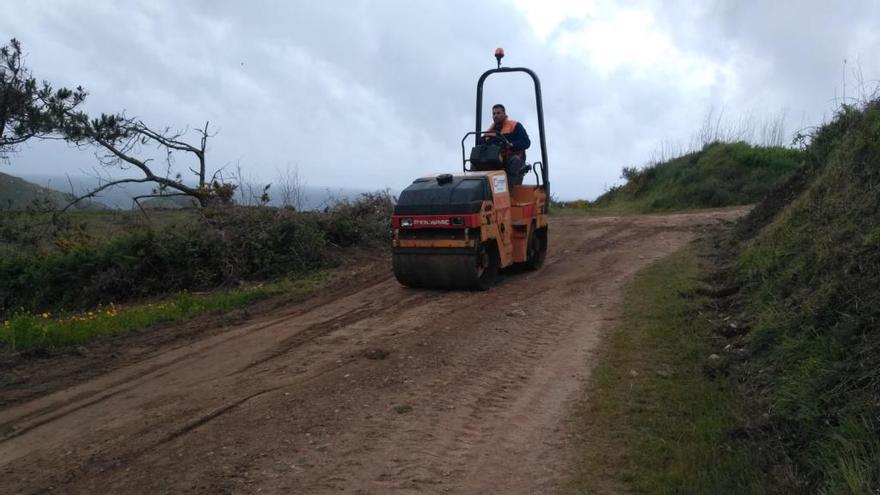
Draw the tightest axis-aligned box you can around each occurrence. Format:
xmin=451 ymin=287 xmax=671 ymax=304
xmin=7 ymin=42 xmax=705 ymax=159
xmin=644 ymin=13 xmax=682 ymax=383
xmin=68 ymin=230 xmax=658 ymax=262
xmin=1 ymin=37 xmax=395 ymax=353
xmin=1 ymin=271 xmax=327 ymax=351
xmin=569 ymin=246 xmax=762 ymax=494
xmin=596 ymin=142 xmax=804 ymax=213
xmin=565 ymin=141 xmax=805 ymax=214
xmin=0 ymin=192 xmax=392 ymax=352
xmin=720 ymin=99 xmax=880 ymax=493
xmin=575 ymin=98 xmax=880 ymax=493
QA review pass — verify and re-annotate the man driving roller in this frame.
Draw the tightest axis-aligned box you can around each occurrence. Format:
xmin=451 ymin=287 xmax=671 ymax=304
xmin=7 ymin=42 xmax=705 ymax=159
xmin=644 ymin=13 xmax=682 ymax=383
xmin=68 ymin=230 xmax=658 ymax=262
xmin=485 ymin=103 xmax=531 ymax=185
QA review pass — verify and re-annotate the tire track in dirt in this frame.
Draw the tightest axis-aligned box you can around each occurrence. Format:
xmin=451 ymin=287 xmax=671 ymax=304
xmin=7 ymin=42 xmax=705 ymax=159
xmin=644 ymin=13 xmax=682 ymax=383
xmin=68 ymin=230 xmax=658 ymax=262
xmin=0 ymin=263 xmax=392 ymax=410
xmin=0 ymin=208 xmax=748 ymax=494
xmin=0 ymin=277 xmax=421 ymax=467
xmin=235 ymin=290 xmax=442 ymax=375
xmin=0 ymin=278 xmax=394 ymax=447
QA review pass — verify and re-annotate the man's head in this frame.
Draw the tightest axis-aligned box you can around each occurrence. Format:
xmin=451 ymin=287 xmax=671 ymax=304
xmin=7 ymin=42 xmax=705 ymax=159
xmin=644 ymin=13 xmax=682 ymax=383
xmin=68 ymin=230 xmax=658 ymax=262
xmin=492 ymin=104 xmax=507 ymax=125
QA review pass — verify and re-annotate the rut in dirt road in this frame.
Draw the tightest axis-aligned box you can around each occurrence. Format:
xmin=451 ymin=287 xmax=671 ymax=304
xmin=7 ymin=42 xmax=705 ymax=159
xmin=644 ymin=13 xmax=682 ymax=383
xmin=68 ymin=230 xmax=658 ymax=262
xmin=0 ymin=209 xmax=745 ymax=494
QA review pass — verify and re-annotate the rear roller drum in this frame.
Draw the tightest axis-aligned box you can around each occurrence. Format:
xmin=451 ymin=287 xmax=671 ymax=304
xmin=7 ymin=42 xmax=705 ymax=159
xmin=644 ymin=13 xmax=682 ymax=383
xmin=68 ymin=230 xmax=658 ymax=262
xmin=525 ymin=226 xmax=548 ymax=270
xmin=474 ymin=241 xmax=499 ymax=290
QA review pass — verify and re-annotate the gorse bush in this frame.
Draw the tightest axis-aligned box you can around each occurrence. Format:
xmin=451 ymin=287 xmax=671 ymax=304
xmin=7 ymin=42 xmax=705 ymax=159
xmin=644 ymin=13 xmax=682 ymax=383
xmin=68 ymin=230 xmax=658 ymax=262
xmin=0 ymin=192 xmax=392 ymax=315
xmin=317 ymin=190 xmax=394 ymax=247
xmin=595 ymin=141 xmax=805 ymax=213
xmin=728 ymin=100 xmax=880 ymax=492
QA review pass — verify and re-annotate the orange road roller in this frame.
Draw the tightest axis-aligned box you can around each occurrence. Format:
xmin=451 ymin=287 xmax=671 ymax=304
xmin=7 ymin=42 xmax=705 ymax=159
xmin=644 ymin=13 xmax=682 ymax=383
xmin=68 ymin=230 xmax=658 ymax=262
xmin=392 ymin=49 xmax=550 ymax=289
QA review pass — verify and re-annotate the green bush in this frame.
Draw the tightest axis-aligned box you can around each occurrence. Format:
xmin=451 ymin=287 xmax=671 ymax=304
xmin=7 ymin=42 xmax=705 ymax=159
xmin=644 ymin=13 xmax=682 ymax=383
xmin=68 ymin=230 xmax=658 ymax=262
xmin=0 ymin=193 xmax=392 ymax=315
xmin=317 ymin=190 xmax=393 ymax=246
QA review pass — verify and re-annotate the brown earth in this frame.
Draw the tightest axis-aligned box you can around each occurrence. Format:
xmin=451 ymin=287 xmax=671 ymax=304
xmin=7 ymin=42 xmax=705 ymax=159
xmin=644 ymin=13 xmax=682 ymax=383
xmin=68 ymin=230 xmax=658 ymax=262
xmin=0 ymin=208 xmax=746 ymax=494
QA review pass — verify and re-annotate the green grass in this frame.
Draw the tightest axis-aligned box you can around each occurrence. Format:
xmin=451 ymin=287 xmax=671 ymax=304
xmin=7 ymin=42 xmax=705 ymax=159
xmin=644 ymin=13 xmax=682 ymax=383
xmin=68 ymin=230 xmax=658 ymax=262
xmin=569 ymin=245 xmax=763 ymax=494
xmin=725 ymin=100 xmax=880 ymax=492
xmin=0 ymin=270 xmax=328 ymax=351
xmin=592 ymin=142 xmax=804 ymax=214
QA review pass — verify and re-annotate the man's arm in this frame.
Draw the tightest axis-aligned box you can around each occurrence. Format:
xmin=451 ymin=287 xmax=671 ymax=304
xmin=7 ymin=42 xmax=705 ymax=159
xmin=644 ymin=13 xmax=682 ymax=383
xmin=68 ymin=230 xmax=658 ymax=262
xmin=508 ymin=122 xmax=531 ymax=152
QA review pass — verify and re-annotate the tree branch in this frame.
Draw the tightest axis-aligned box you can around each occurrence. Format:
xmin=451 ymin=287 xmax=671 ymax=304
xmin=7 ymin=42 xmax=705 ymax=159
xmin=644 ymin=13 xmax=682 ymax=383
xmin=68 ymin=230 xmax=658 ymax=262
xmin=55 ymin=177 xmax=155 ymax=216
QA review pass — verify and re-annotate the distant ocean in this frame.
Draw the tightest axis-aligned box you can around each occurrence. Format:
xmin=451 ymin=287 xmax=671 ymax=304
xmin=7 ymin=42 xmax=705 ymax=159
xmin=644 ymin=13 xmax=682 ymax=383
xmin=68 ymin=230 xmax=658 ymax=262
xmin=20 ymin=174 xmax=386 ymax=210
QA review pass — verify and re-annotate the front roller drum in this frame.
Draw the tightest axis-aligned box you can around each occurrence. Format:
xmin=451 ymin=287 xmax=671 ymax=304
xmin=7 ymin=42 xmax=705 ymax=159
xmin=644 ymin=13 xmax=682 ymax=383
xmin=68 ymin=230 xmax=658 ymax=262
xmin=393 ymin=242 xmax=499 ymax=290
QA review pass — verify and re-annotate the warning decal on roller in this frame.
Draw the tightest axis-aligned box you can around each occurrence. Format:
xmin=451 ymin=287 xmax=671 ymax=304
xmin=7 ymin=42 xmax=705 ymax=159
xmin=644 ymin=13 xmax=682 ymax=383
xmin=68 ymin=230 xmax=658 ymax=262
xmin=493 ymin=175 xmax=507 ymax=194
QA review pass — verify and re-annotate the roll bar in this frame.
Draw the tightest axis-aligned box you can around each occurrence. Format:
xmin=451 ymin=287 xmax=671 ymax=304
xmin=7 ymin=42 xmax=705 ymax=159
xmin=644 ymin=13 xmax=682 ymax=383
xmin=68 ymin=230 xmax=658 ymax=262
xmin=472 ymin=59 xmax=550 ymax=203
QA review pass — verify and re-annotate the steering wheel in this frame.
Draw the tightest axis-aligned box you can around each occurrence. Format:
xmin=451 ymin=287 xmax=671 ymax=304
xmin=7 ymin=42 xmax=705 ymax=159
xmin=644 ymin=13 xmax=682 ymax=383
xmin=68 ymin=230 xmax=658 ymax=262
xmin=482 ymin=133 xmax=512 ymax=148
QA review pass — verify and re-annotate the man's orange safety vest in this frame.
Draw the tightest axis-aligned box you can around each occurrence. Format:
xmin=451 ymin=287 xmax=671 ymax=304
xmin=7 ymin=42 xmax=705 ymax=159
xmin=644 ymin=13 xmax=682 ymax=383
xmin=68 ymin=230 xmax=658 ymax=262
xmin=485 ymin=119 xmax=525 ymax=160
xmin=485 ymin=118 xmax=519 ymax=136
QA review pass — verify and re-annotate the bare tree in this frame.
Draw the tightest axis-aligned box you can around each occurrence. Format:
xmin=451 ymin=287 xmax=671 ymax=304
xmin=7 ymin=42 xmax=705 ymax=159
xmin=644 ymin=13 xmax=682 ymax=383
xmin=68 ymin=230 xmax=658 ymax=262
xmin=59 ymin=113 xmax=237 ymax=212
xmin=275 ymin=162 xmax=305 ymax=210
xmin=0 ymin=38 xmax=239 ymax=213
xmin=233 ymin=161 xmax=271 ymax=207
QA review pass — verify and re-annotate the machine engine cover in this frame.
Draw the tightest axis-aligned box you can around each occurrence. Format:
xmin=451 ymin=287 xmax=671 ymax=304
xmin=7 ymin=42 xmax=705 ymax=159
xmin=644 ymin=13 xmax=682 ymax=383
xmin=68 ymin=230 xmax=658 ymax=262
xmin=394 ymin=176 xmax=490 ymax=215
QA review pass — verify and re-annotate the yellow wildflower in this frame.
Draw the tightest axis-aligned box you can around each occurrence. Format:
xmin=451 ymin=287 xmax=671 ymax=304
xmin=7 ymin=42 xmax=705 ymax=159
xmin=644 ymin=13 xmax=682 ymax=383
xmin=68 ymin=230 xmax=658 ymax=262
xmin=41 ymin=312 xmax=50 ymax=319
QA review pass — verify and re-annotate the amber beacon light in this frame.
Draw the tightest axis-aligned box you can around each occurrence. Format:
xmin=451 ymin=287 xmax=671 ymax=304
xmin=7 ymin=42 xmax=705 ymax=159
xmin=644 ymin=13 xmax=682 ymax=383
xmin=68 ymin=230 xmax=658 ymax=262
xmin=494 ymin=47 xmax=505 ymax=68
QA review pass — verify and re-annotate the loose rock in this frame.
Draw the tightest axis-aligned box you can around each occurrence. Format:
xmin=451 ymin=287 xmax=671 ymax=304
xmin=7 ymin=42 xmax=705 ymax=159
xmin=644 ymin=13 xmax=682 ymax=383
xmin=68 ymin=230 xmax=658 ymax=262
xmin=364 ymin=348 xmax=389 ymax=360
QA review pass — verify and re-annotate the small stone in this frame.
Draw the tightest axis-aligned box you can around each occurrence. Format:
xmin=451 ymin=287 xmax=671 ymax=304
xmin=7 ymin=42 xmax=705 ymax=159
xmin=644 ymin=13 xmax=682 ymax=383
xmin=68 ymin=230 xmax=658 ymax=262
xmin=655 ymin=370 xmax=671 ymax=379
xmin=628 ymin=370 xmax=639 ymax=377
xmin=507 ymin=309 xmax=527 ymax=317
xmin=708 ymin=354 xmax=721 ymax=361
xmin=364 ymin=348 xmax=389 ymax=360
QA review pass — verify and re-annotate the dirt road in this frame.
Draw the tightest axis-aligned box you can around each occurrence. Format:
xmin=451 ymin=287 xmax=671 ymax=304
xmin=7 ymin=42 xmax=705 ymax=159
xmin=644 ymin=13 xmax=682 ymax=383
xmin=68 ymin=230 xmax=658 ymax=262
xmin=0 ymin=209 xmax=745 ymax=494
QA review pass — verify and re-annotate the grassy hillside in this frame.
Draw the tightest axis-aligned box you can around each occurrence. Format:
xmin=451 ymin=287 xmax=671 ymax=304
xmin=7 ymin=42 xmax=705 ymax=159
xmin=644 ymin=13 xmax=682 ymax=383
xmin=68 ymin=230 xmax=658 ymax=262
xmin=722 ymin=101 xmax=880 ymax=492
xmin=0 ymin=171 xmax=106 ymax=211
xmin=591 ymin=142 xmax=804 ymax=213
xmin=572 ymin=101 xmax=880 ymax=493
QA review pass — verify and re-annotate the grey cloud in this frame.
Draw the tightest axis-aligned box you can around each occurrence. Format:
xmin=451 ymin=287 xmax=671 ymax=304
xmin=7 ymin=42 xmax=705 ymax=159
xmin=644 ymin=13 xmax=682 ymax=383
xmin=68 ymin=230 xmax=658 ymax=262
xmin=2 ymin=1 xmax=879 ymax=201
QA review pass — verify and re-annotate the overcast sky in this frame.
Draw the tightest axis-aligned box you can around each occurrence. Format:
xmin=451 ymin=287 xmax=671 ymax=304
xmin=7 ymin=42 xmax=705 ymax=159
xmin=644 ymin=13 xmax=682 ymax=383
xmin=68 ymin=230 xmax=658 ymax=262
xmin=3 ymin=0 xmax=879 ymax=200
